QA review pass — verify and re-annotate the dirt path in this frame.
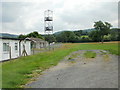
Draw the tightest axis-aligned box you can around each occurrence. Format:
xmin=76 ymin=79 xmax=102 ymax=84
xmin=25 ymin=50 xmax=118 ymax=88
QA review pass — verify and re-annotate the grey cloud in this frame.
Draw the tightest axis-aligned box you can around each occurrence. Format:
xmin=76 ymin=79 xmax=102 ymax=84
xmin=59 ymin=2 xmax=117 ymax=29
xmin=1 ymin=1 xmax=118 ymax=34
xmin=1 ymin=2 xmax=30 ymax=22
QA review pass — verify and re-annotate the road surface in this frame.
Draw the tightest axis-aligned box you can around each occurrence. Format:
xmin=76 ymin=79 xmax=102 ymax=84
xmin=26 ymin=50 xmax=118 ymax=88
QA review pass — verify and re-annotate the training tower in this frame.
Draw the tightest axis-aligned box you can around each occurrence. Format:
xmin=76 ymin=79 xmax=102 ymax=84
xmin=44 ymin=10 xmax=53 ymax=34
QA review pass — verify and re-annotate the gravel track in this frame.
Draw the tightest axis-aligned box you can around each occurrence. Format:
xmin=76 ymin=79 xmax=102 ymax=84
xmin=25 ymin=50 xmax=118 ymax=88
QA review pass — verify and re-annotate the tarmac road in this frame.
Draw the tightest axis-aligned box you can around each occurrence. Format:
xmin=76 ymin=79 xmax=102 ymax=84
xmin=26 ymin=50 xmax=118 ymax=88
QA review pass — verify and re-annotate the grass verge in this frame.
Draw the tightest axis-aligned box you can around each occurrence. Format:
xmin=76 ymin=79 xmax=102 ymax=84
xmin=84 ymin=51 xmax=96 ymax=58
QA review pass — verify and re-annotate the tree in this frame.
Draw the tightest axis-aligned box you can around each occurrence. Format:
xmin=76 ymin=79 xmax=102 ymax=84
xmin=27 ymin=31 xmax=44 ymax=39
xmin=55 ymin=31 xmax=79 ymax=43
xmin=18 ymin=31 xmax=44 ymax=40
xmin=89 ymin=30 xmax=101 ymax=42
xmin=74 ymin=30 xmax=82 ymax=37
xmin=44 ymin=34 xmax=56 ymax=43
xmin=94 ymin=21 xmax=112 ymax=43
xmin=18 ymin=34 xmax=27 ymax=39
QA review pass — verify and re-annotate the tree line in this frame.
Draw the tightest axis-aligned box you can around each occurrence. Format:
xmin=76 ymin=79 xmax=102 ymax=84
xmin=18 ymin=21 xmax=120 ymax=43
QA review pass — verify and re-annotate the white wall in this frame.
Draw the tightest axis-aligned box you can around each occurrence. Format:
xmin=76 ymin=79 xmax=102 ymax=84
xmin=20 ymin=40 xmax=31 ymax=56
xmin=0 ymin=39 xmax=19 ymax=61
xmin=0 ymin=39 xmax=31 ymax=61
xmin=10 ymin=40 xmax=19 ymax=59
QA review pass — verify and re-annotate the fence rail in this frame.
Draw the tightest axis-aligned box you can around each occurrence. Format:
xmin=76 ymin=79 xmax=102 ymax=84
xmin=31 ymin=43 xmax=62 ymax=55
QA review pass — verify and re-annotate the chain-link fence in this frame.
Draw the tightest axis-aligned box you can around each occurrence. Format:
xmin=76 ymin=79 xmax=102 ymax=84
xmin=31 ymin=43 xmax=63 ymax=55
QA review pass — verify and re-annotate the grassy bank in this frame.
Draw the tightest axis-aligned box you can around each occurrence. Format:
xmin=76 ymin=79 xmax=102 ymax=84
xmin=2 ymin=42 xmax=119 ymax=88
xmin=84 ymin=51 xmax=96 ymax=58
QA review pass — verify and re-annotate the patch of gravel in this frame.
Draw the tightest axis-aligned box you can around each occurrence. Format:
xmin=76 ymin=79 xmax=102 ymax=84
xmin=25 ymin=50 xmax=118 ymax=88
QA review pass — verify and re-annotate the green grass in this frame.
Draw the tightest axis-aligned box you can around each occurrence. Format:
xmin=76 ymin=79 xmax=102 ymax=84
xmin=68 ymin=53 xmax=79 ymax=60
xmin=84 ymin=51 xmax=96 ymax=58
xmin=81 ymin=35 xmax=89 ymax=38
xmin=78 ymin=43 xmax=119 ymax=55
xmin=1 ymin=42 xmax=119 ymax=88
xmin=103 ymin=54 xmax=109 ymax=61
xmin=0 ymin=63 xmax=2 ymax=88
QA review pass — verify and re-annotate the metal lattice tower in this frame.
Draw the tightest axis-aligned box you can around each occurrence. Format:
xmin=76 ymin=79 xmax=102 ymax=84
xmin=44 ymin=10 xmax=53 ymax=34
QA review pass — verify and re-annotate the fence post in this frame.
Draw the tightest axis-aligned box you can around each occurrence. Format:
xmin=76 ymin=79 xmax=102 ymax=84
xmin=9 ymin=46 xmax=11 ymax=59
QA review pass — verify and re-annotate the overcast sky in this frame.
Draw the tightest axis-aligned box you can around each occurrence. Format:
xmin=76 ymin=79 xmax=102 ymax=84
xmin=0 ymin=0 xmax=119 ymax=35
